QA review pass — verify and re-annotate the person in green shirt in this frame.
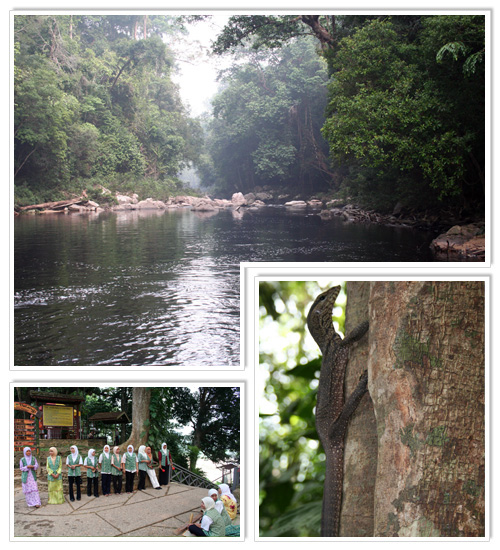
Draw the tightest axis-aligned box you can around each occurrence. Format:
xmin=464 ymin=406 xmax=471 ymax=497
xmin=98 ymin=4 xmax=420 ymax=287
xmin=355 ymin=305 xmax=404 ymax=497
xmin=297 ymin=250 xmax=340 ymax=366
xmin=188 ymin=497 xmax=226 ymax=537
xmin=83 ymin=449 xmax=99 ymax=498
xmin=47 ymin=446 xmax=65 ymax=504
xmin=121 ymin=445 xmax=138 ymax=493
xmin=66 ymin=445 xmax=83 ymax=501
xmin=137 ymin=445 xmax=148 ymax=490
xmin=99 ymin=445 xmax=112 ymax=496
xmin=111 ymin=446 xmax=123 ymax=494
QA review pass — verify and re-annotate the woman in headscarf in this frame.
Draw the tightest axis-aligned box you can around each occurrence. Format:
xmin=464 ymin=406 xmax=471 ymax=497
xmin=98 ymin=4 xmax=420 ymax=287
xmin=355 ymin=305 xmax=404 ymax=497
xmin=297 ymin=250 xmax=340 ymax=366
xmin=99 ymin=444 xmax=112 ymax=496
xmin=66 ymin=445 xmax=83 ymax=501
xmin=208 ymin=488 xmax=240 ymax=536
xmin=46 ymin=447 xmax=64 ymax=504
xmin=219 ymin=483 xmax=238 ymax=520
xmin=111 ymin=446 xmax=123 ymax=495
xmin=187 ymin=497 xmax=226 ymax=537
xmin=158 ymin=442 xmax=171 ymax=486
xmin=121 ymin=445 xmax=138 ymax=494
xmin=137 ymin=444 xmax=148 ymax=490
xmin=83 ymin=448 xmax=99 ymax=498
xmin=19 ymin=447 xmax=41 ymax=508
xmin=145 ymin=446 xmax=162 ymax=490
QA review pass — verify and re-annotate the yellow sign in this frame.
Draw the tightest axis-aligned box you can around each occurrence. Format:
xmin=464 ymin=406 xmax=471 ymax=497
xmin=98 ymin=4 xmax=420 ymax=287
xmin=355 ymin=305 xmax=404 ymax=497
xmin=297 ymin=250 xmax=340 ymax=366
xmin=43 ymin=405 xmax=74 ymax=427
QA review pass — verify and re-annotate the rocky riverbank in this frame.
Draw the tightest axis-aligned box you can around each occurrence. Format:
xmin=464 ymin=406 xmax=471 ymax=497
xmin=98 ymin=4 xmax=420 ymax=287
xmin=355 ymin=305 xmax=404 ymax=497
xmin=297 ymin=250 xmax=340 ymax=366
xmin=15 ymin=189 xmax=485 ymax=261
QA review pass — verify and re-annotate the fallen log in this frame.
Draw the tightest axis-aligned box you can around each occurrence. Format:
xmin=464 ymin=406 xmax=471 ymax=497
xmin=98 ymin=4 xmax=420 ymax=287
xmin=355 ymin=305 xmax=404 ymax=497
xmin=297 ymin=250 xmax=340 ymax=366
xmin=174 ymin=511 xmax=204 ymax=536
xmin=18 ymin=197 xmax=85 ymax=212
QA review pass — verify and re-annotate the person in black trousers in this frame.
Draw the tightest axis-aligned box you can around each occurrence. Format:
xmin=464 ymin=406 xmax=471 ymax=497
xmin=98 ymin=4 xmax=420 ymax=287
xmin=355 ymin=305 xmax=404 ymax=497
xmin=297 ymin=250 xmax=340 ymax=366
xmin=84 ymin=449 xmax=99 ymax=497
xmin=122 ymin=445 xmax=138 ymax=493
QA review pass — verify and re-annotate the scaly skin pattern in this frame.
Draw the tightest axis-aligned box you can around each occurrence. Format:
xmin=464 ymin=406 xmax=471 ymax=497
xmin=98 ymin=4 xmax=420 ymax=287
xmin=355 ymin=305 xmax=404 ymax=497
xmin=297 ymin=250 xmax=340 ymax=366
xmin=307 ymin=286 xmax=369 ymax=537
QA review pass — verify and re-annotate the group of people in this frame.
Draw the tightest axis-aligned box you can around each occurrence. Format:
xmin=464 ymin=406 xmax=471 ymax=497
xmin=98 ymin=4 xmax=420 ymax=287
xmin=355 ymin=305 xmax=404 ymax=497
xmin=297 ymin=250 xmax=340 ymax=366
xmin=187 ymin=484 xmax=239 ymax=537
xmin=19 ymin=443 xmax=240 ymax=537
xmin=19 ymin=442 xmax=173 ymax=506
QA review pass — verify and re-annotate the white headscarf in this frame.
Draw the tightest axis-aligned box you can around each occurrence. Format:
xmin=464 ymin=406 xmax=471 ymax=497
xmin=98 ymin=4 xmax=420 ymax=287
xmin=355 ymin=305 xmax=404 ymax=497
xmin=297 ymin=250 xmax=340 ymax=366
xmin=208 ymin=488 xmax=218 ymax=498
xmin=103 ymin=445 xmax=110 ymax=459
xmin=88 ymin=449 xmax=95 ymax=465
xmin=138 ymin=445 xmax=146 ymax=457
xmin=127 ymin=445 xmax=134 ymax=456
xmin=70 ymin=446 xmax=79 ymax=461
xmin=202 ymin=496 xmax=215 ymax=511
xmin=23 ymin=447 xmax=32 ymax=465
xmin=113 ymin=446 xmax=120 ymax=457
xmin=219 ymin=483 xmax=237 ymax=502
xmin=161 ymin=442 xmax=167 ymax=451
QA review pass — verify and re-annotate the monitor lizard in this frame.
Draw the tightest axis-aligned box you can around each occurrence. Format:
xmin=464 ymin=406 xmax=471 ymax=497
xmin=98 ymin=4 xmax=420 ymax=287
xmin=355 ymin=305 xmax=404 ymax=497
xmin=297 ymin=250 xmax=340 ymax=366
xmin=307 ymin=285 xmax=369 ymax=537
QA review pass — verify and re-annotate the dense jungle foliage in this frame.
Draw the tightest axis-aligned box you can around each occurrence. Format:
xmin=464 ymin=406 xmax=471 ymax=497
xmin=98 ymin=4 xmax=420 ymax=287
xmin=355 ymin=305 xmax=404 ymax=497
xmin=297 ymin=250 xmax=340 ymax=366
xmin=210 ymin=14 xmax=485 ymax=213
xmin=14 ymin=14 xmax=485 ymax=215
xmin=14 ymin=15 xmax=203 ymax=205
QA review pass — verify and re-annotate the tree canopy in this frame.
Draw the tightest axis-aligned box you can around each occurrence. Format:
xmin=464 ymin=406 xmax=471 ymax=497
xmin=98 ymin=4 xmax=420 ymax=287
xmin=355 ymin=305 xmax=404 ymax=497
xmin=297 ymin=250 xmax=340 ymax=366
xmin=211 ymin=14 xmax=485 ymax=214
xmin=14 ymin=14 xmax=486 ymax=217
xmin=14 ymin=14 xmax=201 ymax=205
xmin=14 ymin=386 xmax=240 ymax=476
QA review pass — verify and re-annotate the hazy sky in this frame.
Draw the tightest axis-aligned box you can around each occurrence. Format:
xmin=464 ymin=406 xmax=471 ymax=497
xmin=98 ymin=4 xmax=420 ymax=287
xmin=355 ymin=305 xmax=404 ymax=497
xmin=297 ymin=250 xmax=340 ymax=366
xmin=171 ymin=15 xmax=231 ymax=117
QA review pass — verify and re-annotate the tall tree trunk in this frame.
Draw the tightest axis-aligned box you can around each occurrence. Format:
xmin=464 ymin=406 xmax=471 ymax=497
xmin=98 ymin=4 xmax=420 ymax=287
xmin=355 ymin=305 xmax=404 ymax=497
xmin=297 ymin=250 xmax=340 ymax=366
xmin=122 ymin=387 xmax=151 ymax=450
xmin=340 ymin=282 xmax=377 ymax=536
xmin=120 ymin=387 xmax=128 ymax=442
xmin=341 ymin=281 xmax=485 ymax=537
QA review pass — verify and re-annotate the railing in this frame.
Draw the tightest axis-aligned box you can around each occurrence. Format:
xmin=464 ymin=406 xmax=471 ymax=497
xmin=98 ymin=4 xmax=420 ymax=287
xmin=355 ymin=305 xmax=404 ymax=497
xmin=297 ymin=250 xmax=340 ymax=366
xmin=170 ymin=463 xmax=218 ymax=490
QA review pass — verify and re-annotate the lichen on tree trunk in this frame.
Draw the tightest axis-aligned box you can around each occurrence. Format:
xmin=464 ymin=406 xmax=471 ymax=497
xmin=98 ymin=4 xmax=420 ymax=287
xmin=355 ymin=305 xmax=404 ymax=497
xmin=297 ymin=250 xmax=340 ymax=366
xmin=366 ymin=281 xmax=485 ymax=537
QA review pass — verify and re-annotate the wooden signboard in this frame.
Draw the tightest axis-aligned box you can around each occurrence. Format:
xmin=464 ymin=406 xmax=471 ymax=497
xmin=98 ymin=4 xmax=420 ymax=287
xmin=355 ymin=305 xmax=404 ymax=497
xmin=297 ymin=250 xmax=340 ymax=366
xmin=14 ymin=402 xmax=39 ymax=452
xmin=43 ymin=404 xmax=74 ymax=427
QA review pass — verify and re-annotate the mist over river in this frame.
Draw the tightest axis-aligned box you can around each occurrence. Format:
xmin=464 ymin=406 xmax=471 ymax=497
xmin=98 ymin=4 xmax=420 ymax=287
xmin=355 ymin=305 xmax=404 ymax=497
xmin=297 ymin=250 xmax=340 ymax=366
xmin=14 ymin=207 xmax=435 ymax=367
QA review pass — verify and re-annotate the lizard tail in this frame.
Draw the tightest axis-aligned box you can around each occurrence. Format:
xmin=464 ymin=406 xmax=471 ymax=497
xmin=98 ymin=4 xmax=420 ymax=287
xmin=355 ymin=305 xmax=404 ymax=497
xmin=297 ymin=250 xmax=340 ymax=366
xmin=321 ymin=444 xmax=344 ymax=537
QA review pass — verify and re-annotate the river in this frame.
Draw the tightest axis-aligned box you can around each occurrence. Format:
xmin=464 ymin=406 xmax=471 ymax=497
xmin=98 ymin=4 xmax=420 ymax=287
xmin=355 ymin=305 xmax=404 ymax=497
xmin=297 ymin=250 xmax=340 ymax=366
xmin=14 ymin=206 xmax=435 ymax=367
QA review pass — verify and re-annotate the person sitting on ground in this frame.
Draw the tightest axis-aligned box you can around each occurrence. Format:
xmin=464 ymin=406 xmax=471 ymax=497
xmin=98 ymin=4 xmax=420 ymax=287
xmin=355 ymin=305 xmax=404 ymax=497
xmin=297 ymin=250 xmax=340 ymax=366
xmin=208 ymin=488 xmax=240 ymax=536
xmin=187 ymin=497 xmax=226 ymax=537
xmin=145 ymin=446 xmax=162 ymax=490
xmin=218 ymin=483 xmax=237 ymax=520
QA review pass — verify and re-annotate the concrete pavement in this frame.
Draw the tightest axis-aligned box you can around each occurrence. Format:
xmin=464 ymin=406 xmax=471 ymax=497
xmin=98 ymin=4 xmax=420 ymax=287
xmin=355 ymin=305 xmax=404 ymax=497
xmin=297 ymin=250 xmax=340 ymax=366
xmin=14 ymin=482 xmax=231 ymax=538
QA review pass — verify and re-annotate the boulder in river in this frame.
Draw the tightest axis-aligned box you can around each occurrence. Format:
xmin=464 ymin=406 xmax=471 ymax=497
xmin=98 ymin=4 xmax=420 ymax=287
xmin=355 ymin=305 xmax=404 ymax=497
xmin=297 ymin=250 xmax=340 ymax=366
xmin=430 ymin=223 xmax=485 ymax=261
xmin=191 ymin=198 xmax=218 ymax=212
xmin=136 ymin=198 xmax=167 ymax=210
xmin=285 ymin=200 xmax=308 ymax=209
xmin=232 ymin=192 xmax=247 ymax=207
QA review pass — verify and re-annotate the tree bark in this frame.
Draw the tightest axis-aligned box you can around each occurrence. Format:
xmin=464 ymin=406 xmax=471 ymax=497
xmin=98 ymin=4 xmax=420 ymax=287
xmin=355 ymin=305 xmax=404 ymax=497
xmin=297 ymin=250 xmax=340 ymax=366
xmin=122 ymin=387 xmax=151 ymax=450
xmin=340 ymin=282 xmax=378 ymax=536
xmin=18 ymin=197 xmax=85 ymax=211
xmin=341 ymin=281 xmax=485 ymax=537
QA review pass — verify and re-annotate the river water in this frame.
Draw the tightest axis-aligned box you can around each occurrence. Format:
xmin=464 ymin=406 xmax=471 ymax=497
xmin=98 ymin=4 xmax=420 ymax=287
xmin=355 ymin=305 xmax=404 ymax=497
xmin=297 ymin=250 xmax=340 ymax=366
xmin=14 ymin=207 xmax=435 ymax=367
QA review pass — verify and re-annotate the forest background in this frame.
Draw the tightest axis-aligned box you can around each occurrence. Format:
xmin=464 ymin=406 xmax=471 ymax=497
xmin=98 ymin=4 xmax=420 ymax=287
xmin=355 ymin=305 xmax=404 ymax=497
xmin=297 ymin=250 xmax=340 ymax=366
xmin=14 ymin=385 xmax=240 ymax=477
xmin=13 ymin=12 xmax=485 ymax=219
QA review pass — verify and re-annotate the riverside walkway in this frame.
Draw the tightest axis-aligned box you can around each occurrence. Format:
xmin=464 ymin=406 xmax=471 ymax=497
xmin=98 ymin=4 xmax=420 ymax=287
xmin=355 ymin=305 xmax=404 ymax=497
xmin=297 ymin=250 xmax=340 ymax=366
xmin=14 ymin=482 xmax=236 ymax=538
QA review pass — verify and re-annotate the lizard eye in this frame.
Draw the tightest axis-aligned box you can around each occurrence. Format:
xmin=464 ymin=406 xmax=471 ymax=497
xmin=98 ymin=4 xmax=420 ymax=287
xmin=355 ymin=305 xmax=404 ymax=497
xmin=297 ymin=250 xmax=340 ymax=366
xmin=319 ymin=295 xmax=326 ymax=301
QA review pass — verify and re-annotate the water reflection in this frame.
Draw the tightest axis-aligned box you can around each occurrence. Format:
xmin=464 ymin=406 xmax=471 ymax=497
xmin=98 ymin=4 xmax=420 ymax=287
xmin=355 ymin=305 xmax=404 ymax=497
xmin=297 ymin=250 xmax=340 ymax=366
xmin=14 ymin=207 xmax=434 ymax=366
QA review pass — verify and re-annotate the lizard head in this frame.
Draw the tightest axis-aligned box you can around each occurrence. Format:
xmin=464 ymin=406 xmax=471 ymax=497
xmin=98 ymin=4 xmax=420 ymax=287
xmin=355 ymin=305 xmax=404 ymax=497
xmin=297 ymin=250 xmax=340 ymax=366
xmin=306 ymin=285 xmax=341 ymax=349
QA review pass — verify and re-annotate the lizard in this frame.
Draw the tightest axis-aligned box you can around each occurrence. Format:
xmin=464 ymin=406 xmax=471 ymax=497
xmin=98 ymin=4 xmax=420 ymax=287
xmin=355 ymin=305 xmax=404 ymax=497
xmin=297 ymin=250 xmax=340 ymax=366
xmin=306 ymin=285 xmax=369 ymax=537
